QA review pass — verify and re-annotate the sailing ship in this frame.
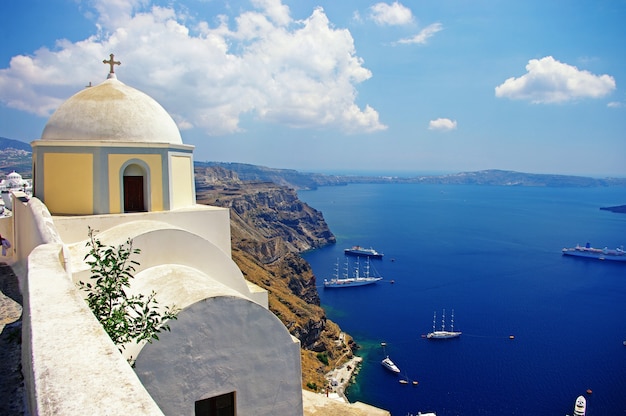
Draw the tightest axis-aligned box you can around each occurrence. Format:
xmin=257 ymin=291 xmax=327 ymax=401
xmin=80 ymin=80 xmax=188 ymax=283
xmin=427 ymin=309 xmax=462 ymax=339
xmin=323 ymin=257 xmax=382 ymax=288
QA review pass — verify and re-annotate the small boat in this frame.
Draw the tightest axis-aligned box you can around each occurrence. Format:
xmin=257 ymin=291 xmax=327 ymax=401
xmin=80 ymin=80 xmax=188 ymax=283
xmin=427 ymin=309 xmax=462 ymax=339
xmin=573 ymin=395 xmax=586 ymax=416
xmin=324 ymin=257 xmax=382 ymax=288
xmin=344 ymin=245 xmax=383 ymax=258
xmin=562 ymin=243 xmax=626 ymax=262
xmin=381 ymin=356 xmax=400 ymax=373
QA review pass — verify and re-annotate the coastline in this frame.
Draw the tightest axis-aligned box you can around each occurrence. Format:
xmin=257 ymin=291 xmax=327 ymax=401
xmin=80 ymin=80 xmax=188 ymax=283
xmin=311 ymin=355 xmax=391 ymax=415
xmin=325 ymin=355 xmax=362 ymax=402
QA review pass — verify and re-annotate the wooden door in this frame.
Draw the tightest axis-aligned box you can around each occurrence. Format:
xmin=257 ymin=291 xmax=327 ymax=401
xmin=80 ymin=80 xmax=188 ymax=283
xmin=123 ymin=176 xmax=144 ymax=212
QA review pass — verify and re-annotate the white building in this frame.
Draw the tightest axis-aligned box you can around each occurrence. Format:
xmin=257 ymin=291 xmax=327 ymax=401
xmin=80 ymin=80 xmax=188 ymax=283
xmin=0 ymin=171 xmax=32 ymax=211
xmin=0 ymin=171 xmax=30 ymax=191
xmin=9 ymin=60 xmax=303 ymax=416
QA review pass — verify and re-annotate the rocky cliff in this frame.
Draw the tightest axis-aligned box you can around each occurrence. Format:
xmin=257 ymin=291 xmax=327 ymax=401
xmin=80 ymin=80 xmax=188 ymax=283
xmin=196 ymin=161 xmax=349 ymax=190
xmin=195 ymin=166 xmax=353 ymax=391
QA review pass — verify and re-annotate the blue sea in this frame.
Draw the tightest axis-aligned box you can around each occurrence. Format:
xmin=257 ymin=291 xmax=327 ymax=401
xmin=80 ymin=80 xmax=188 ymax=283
xmin=299 ymin=184 xmax=626 ymax=416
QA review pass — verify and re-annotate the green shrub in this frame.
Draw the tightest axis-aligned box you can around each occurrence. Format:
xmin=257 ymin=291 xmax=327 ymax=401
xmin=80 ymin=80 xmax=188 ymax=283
xmin=316 ymin=352 xmax=329 ymax=366
xmin=78 ymin=227 xmax=178 ymax=353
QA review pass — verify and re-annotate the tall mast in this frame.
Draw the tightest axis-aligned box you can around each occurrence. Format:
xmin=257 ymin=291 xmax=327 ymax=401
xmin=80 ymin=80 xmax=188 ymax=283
xmin=451 ymin=309 xmax=455 ymax=332
xmin=442 ymin=309 xmax=446 ymax=331
xmin=432 ymin=311 xmax=436 ymax=332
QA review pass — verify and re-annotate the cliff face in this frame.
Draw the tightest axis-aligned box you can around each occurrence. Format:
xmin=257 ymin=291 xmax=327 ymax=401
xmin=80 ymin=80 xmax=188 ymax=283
xmin=196 ymin=166 xmax=335 ymax=256
xmin=195 ymin=166 xmax=352 ymax=390
xmin=196 ymin=161 xmax=349 ymax=190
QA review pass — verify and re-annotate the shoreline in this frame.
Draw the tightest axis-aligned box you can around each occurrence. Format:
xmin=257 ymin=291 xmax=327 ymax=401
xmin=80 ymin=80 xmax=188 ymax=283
xmin=324 ymin=355 xmax=362 ymax=403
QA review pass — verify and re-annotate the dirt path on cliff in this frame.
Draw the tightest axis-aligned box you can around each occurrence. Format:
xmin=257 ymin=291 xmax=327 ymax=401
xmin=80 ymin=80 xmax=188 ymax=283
xmin=0 ymin=263 xmax=26 ymax=415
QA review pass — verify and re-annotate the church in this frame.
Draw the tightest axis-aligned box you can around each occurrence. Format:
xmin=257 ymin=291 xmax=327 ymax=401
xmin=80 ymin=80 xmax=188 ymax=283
xmin=10 ymin=56 xmax=304 ymax=415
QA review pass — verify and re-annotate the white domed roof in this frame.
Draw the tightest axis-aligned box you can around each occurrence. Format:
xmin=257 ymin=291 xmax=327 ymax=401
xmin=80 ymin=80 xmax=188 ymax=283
xmin=7 ymin=171 xmax=22 ymax=181
xmin=41 ymin=77 xmax=182 ymax=144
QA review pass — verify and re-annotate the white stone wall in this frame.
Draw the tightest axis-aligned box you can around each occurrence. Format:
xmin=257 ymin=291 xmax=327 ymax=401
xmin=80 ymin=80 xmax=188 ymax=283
xmin=51 ymin=205 xmax=232 ymax=255
xmin=21 ymin=243 xmax=164 ymax=416
xmin=11 ymin=194 xmax=62 ymax=273
xmin=134 ymin=296 xmax=303 ymax=416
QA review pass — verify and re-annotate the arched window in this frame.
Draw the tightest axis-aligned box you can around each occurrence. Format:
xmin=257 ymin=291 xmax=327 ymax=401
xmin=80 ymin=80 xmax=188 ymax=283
xmin=122 ymin=163 xmax=147 ymax=212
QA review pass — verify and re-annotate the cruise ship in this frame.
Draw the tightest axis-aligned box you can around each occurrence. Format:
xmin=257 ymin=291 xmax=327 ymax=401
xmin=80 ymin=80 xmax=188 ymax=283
xmin=344 ymin=245 xmax=383 ymax=258
xmin=562 ymin=243 xmax=626 ymax=262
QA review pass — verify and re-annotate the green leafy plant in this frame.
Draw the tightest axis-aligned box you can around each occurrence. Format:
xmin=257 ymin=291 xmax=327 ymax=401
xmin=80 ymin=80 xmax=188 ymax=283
xmin=78 ymin=227 xmax=178 ymax=351
xmin=316 ymin=352 xmax=329 ymax=366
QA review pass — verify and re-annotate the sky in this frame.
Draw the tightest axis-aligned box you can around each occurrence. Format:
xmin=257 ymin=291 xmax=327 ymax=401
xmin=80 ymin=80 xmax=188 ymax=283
xmin=1 ymin=0 xmax=625 ymax=176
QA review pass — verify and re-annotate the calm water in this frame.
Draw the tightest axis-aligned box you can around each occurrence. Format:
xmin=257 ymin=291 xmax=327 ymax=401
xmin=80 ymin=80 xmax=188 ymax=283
xmin=299 ymin=184 xmax=626 ymax=416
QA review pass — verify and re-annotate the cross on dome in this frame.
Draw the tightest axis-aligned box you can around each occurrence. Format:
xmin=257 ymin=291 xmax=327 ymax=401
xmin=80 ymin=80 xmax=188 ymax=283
xmin=103 ymin=54 xmax=121 ymax=78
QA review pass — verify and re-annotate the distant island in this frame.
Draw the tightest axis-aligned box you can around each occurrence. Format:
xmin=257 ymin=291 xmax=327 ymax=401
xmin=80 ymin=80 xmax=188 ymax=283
xmin=198 ymin=161 xmax=626 ymax=190
xmin=600 ymin=205 xmax=626 ymax=214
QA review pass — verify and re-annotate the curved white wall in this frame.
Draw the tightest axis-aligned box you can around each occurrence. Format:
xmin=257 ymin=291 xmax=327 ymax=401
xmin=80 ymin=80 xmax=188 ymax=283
xmin=66 ymin=220 xmax=265 ymax=305
xmin=134 ymin=295 xmax=303 ymax=416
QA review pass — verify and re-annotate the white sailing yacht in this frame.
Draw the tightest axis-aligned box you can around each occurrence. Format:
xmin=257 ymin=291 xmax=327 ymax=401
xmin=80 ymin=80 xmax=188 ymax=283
xmin=323 ymin=257 xmax=382 ymax=288
xmin=427 ymin=309 xmax=462 ymax=339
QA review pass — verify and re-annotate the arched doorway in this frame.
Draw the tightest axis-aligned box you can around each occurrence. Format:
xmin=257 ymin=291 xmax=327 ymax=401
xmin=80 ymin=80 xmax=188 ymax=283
xmin=123 ymin=164 xmax=147 ymax=212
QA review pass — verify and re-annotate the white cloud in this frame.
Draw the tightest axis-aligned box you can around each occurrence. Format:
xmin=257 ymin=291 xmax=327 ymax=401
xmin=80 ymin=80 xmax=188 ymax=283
xmin=607 ymin=101 xmax=623 ymax=108
xmin=369 ymin=2 xmax=413 ymax=26
xmin=251 ymin=0 xmax=291 ymax=26
xmin=428 ymin=118 xmax=457 ymax=131
xmin=396 ymin=22 xmax=443 ymax=45
xmin=495 ymin=56 xmax=616 ymax=103
xmin=0 ymin=1 xmax=386 ymax=136
xmin=90 ymin=0 xmax=143 ymax=29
